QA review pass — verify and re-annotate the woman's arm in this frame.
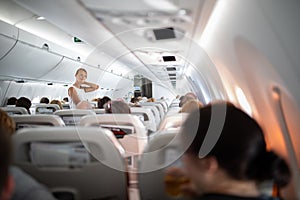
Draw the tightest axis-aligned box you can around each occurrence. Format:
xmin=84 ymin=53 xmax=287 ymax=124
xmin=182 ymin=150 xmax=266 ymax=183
xmin=68 ymin=87 xmax=81 ymax=105
xmin=82 ymin=81 xmax=99 ymax=92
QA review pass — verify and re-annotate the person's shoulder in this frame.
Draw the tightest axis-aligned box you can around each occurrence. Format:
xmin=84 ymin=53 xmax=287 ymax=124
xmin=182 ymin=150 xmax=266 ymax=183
xmin=10 ymin=166 xmax=57 ymax=200
xmin=68 ymin=86 xmax=77 ymax=93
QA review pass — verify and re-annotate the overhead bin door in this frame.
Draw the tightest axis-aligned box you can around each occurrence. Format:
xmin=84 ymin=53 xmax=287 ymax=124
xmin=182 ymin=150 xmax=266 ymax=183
xmin=0 ymin=21 xmax=19 ymax=59
xmin=0 ymin=40 xmax=62 ymax=80
xmin=37 ymin=57 xmax=81 ymax=83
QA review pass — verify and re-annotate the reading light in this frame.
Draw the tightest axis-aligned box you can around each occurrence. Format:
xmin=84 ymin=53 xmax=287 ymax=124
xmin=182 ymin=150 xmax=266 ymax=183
xmin=36 ymin=16 xmax=45 ymax=21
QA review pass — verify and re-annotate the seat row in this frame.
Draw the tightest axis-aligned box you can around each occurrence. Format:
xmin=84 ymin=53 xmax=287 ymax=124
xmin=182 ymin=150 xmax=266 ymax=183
xmin=13 ymin=127 xmax=182 ymax=200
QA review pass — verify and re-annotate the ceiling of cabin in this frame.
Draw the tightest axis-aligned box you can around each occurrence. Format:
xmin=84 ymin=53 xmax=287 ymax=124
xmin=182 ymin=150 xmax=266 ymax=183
xmin=79 ymin=0 xmax=208 ymax=88
xmin=1 ymin=0 xmax=216 ymax=90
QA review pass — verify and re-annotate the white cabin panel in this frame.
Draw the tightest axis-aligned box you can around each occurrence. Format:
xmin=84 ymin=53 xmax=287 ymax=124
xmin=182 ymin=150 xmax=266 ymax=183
xmin=0 ymin=21 xmax=19 ymax=60
xmin=0 ymin=39 xmax=62 ymax=81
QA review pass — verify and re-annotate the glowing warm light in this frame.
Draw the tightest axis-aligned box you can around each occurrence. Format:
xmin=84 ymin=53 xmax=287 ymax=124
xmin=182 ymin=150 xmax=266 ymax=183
xmin=235 ymin=86 xmax=252 ymax=116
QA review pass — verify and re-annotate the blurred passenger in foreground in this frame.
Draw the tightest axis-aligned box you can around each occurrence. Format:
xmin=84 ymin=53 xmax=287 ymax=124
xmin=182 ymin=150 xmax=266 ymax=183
xmin=167 ymin=102 xmax=291 ymax=200
xmin=0 ymin=109 xmax=57 ymax=200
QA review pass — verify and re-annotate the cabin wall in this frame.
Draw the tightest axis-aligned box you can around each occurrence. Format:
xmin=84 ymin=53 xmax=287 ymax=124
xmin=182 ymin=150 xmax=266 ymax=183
xmin=0 ymin=81 xmax=68 ymax=106
xmin=200 ymin=1 xmax=300 ymax=199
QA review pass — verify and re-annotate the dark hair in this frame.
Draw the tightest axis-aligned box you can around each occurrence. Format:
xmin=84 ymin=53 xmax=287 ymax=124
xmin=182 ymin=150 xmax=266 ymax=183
xmin=6 ymin=97 xmax=17 ymax=105
xmin=16 ymin=97 xmax=32 ymax=114
xmin=40 ymin=97 xmax=50 ymax=104
xmin=181 ymin=101 xmax=291 ymax=187
xmin=98 ymin=96 xmax=111 ymax=109
xmin=0 ymin=127 xmax=12 ymax=194
xmin=63 ymin=97 xmax=69 ymax=102
xmin=75 ymin=68 xmax=87 ymax=75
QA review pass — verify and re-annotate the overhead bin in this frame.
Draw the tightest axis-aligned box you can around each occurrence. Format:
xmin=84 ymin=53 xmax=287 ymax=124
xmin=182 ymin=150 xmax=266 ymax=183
xmin=37 ymin=56 xmax=83 ymax=83
xmin=0 ymin=21 xmax=19 ymax=59
xmin=0 ymin=39 xmax=62 ymax=80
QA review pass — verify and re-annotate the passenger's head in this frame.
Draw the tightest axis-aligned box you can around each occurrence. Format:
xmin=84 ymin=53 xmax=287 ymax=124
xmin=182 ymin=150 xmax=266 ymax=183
xmin=147 ymin=98 xmax=155 ymax=102
xmin=98 ymin=96 xmax=111 ymax=109
xmin=179 ymin=92 xmax=198 ymax=107
xmin=50 ymin=100 xmax=62 ymax=110
xmin=0 ymin=109 xmax=16 ymax=135
xmin=180 ymin=102 xmax=291 ymax=193
xmin=0 ymin=127 xmax=13 ymax=199
xmin=40 ymin=97 xmax=50 ymax=104
xmin=6 ymin=97 xmax=17 ymax=106
xmin=130 ymin=97 xmax=139 ymax=104
xmin=63 ymin=97 xmax=69 ymax=102
xmin=15 ymin=97 xmax=31 ymax=114
xmin=75 ymin=68 xmax=87 ymax=84
xmin=104 ymin=100 xmax=131 ymax=114
xmin=179 ymin=99 xmax=203 ymax=113
xmin=0 ymin=111 xmax=15 ymax=198
xmin=76 ymin=100 xmax=92 ymax=110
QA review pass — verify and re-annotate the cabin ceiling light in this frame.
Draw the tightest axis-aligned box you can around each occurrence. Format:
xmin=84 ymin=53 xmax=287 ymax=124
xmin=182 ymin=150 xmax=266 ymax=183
xmin=36 ymin=16 xmax=45 ymax=21
xmin=143 ymin=0 xmax=178 ymax=12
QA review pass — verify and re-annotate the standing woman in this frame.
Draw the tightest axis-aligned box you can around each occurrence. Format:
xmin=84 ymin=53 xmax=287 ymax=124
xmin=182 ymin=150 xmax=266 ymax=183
xmin=68 ymin=68 xmax=99 ymax=109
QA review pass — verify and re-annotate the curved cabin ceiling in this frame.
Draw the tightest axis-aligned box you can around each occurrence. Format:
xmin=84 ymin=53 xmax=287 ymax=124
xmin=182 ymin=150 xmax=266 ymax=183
xmin=0 ymin=0 xmax=218 ymax=96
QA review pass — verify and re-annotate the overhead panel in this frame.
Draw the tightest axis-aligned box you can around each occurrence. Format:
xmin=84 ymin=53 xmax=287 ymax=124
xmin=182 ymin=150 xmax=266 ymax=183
xmin=0 ymin=38 xmax=62 ymax=80
xmin=0 ymin=21 xmax=19 ymax=60
xmin=37 ymin=57 xmax=82 ymax=84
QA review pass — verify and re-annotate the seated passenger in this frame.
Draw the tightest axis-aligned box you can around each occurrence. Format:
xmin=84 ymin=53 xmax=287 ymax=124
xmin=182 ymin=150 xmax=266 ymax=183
xmin=167 ymin=102 xmax=291 ymax=200
xmin=0 ymin=127 xmax=13 ymax=200
xmin=6 ymin=97 xmax=17 ymax=107
xmin=104 ymin=100 xmax=131 ymax=114
xmin=98 ymin=96 xmax=111 ymax=109
xmin=147 ymin=98 xmax=155 ymax=102
xmin=62 ymin=97 xmax=69 ymax=103
xmin=40 ymin=97 xmax=50 ymax=104
xmin=179 ymin=99 xmax=203 ymax=113
xmin=15 ymin=97 xmax=31 ymax=114
xmin=0 ymin=109 xmax=57 ymax=200
xmin=179 ymin=92 xmax=198 ymax=107
xmin=129 ymin=97 xmax=141 ymax=107
xmin=50 ymin=100 xmax=62 ymax=110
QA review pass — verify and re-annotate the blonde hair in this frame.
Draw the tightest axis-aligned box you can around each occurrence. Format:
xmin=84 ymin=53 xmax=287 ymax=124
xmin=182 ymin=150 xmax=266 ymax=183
xmin=0 ymin=109 xmax=16 ymax=135
xmin=50 ymin=100 xmax=62 ymax=110
xmin=75 ymin=68 xmax=87 ymax=75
